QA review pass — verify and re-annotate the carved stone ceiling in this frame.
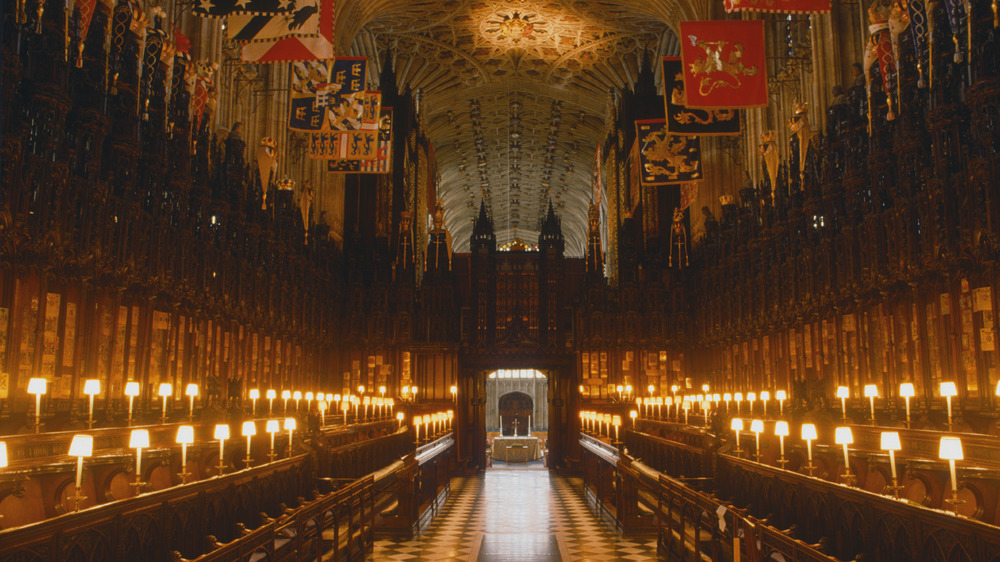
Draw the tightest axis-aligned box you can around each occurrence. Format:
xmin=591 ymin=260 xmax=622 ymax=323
xmin=348 ymin=0 xmax=681 ymax=256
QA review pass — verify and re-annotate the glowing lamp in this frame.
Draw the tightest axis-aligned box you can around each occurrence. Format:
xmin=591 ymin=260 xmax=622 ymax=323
xmin=158 ymin=383 xmax=172 ymax=424
xmin=68 ymin=434 xmax=94 ymax=508
xmin=83 ymin=379 xmax=100 ymax=428
xmin=836 ymin=426 xmax=854 ymax=483
xmin=125 ymin=382 xmax=140 ymax=425
xmin=242 ymin=421 xmax=256 ymax=466
xmin=130 ymin=429 xmax=150 ymax=491
xmin=940 ymin=382 xmax=958 ymax=428
xmin=750 ymin=419 xmax=764 ymax=462
xmin=285 ymin=418 xmax=296 ymax=454
xmin=801 ymin=423 xmax=817 ymax=473
xmin=214 ymin=424 xmax=230 ymax=476
xmin=900 ymin=383 xmax=914 ymax=427
xmin=176 ymin=425 xmax=194 ymax=484
xmin=776 ymin=390 xmax=787 ymax=414
xmin=836 ymin=386 xmax=849 ymax=421
xmin=939 ymin=436 xmax=964 ymax=511
xmin=28 ymin=378 xmax=47 ymax=433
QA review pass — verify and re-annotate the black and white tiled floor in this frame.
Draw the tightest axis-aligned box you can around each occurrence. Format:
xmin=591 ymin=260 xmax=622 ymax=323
xmin=373 ymin=463 xmax=659 ymax=560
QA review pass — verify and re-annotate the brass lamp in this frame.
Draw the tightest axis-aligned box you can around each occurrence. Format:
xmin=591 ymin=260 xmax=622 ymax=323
xmin=899 ymin=383 xmax=914 ymax=428
xmin=249 ymin=388 xmax=260 ymax=416
xmin=750 ymin=419 xmax=764 ymax=462
xmin=68 ymin=435 xmax=93 ymax=511
xmin=835 ymin=426 xmax=855 ymax=485
xmin=129 ymin=429 xmax=150 ymax=492
xmin=28 ymin=378 xmax=47 ymax=433
xmin=158 ymin=383 xmax=172 ymax=424
xmin=214 ymin=424 xmax=230 ymax=476
xmin=731 ymin=418 xmax=744 ymax=456
xmin=242 ymin=421 xmax=256 ymax=467
xmin=940 ymin=382 xmax=957 ymax=429
xmin=285 ymin=418 xmax=296 ymax=455
xmin=774 ymin=421 xmax=789 ymax=468
xmin=801 ymin=423 xmax=817 ymax=475
xmin=939 ymin=437 xmax=964 ymax=515
xmin=880 ymin=431 xmax=902 ymax=498
xmin=83 ymin=379 xmax=100 ymax=429
xmin=125 ymin=382 xmax=140 ymax=426
xmin=176 ymin=425 xmax=194 ymax=484
xmin=864 ymin=384 xmax=878 ymax=426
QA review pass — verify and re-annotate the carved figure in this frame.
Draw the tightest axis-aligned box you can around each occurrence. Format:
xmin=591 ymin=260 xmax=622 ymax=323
xmin=758 ymin=130 xmax=779 ymax=199
xmin=256 ymin=137 xmax=278 ymax=209
xmin=788 ymin=102 xmax=812 ymax=183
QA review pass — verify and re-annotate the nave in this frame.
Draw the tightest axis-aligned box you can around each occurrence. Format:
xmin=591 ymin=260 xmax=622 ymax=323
xmin=373 ymin=465 xmax=658 ymax=561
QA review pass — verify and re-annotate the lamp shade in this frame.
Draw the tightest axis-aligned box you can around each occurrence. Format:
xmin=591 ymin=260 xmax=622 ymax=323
xmin=713 ymin=393 xmax=721 ymax=402
xmin=319 ymin=401 xmax=328 ymax=411
xmin=266 ymin=420 xmax=280 ymax=433
xmin=242 ymin=421 xmax=256 ymax=437
xmin=776 ymin=390 xmax=787 ymax=401
xmin=603 ymin=414 xmax=612 ymax=424
xmin=129 ymin=429 xmax=150 ymax=449
xmin=68 ymin=435 xmax=93 ymax=457
xmin=176 ymin=425 xmax=195 ymax=444
xmin=629 ymin=410 xmax=637 ymax=419
xmin=380 ymin=386 xmax=387 ymax=394
xmin=836 ymin=386 xmax=849 ymax=399
xmin=625 ymin=385 xmax=632 ymax=394
xmin=731 ymin=418 xmax=744 ymax=431
xmin=750 ymin=419 xmax=764 ymax=433
xmin=363 ymin=396 xmax=371 ymax=405
xmin=27 ymin=378 xmax=47 ymax=395
xmin=293 ymin=391 xmax=302 ymax=400
xmin=864 ymin=384 xmax=878 ymax=398
xmin=158 ymin=383 xmax=172 ymax=397
xmin=702 ymin=384 xmax=710 ymax=392
xmin=899 ymin=383 xmax=915 ymax=398
xmin=249 ymin=389 xmax=260 ymax=399
xmin=748 ymin=392 xmax=757 ymax=402
xmin=723 ymin=393 xmax=732 ymax=401
xmin=880 ymin=431 xmax=901 ymax=451
xmin=761 ymin=391 xmax=770 ymax=401
xmin=801 ymin=423 xmax=817 ymax=441
xmin=735 ymin=392 xmax=743 ymax=402
xmin=774 ymin=421 xmax=789 ymax=437
xmin=185 ymin=384 xmax=198 ymax=397
xmin=266 ymin=389 xmax=276 ymax=399
xmin=447 ymin=410 xmax=454 ymax=419
xmin=940 ymin=382 xmax=957 ymax=397
xmin=0 ymin=441 xmax=6 ymax=467
xmin=358 ymin=385 xmax=365 ymax=393
xmin=612 ymin=415 xmax=622 ymax=426
xmin=939 ymin=437 xmax=963 ymax=460
xmin=83 ymin=379 xmax=100 ymax=395
xmin=284 ymin=418 xmax=296 ymax=430
xmin=696 ymin=394 xmax=704 ymax=402
xmin=281 ymin=390 xmax=291 ymax=400
xmin=995 ymin=380 xmax=1000 ymax=396
xmin=125 ymin=382 xmax=140 ymax=396
xmin=214 ymin=424 xmax=230 ymax=440
xmin=305 ymin=392 xmax=314 ymax=401
xmin=835 ymin=426 xmax=853 ymax=445
xmin=396 ymin=412 xmax=404 ymax=422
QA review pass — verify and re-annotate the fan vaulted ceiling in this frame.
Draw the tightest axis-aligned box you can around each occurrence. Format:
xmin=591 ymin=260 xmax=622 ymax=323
xmin=347 ymin=0 xmax=695 ymax=256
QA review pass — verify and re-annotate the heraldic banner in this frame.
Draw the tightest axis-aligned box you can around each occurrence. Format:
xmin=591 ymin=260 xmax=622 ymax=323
xmin=326 ymin=108 xmax=393 ymax=173
xmin=635 ymin=119 xmax=702 ymax=186
xmin=724 ymin=0 xmax=830 ymax=14
xmin=662 ymin=57 xmax=741 ymax=135
xmin=679 ymin=20 xmax=768 ymax=109
xmin=289 ymin=57 xmax=367 ymax=132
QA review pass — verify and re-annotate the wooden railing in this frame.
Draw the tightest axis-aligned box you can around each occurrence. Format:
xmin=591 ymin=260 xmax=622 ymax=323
xmin=0 ymin=454 xmax=313 ymax=561
xmin=579 ymin=431 xmax=852 ymax=561
xmin=717 ymin=454 xmax=1000 ymax=561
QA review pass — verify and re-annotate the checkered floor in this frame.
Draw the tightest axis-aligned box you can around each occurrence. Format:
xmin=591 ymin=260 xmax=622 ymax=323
xmin=373 ymin=466 xmax=660 ymax=560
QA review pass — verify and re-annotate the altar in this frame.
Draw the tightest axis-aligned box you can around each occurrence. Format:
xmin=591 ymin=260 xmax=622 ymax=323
xmin=492 ymin=436 xmax=541 ymax=462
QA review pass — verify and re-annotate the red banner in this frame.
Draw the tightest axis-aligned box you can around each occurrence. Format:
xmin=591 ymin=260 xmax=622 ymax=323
xmin=724 ymin=0 xmax=830 ymax=13
xmin=679 ymin=20 xmax=768 ymax=109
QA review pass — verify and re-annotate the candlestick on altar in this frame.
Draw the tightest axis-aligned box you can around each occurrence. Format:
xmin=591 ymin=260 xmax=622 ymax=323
xmin=528 ymin=414 xmax=532 ymax=435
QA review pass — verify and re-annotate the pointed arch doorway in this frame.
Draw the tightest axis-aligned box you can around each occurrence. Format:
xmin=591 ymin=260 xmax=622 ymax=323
xmin=488 ymin=369 xmax=548 ymax=437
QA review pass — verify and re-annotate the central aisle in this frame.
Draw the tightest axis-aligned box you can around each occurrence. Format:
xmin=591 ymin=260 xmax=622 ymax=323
xmin=373 ymin=465 xmax=659 ymax=561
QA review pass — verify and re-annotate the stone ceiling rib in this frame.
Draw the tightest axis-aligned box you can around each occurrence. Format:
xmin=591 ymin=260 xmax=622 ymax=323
xmin=346 ymin=0 xmax=687 ymax=257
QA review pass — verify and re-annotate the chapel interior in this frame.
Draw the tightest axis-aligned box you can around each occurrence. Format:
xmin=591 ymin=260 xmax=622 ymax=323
xmin=2 ymin=0 xmax=1000 ymax=559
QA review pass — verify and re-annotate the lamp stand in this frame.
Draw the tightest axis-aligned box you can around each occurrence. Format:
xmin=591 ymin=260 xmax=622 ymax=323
xmin=803 ymin=462 xmax=816 ymax=476
xmin=841 ymin=471 xmax=856 ymax=486
xmin=945 ymin=491 xmax=965 ymax=516
xmin=69 ymin=486 xmax=87 ymax=512
xmin=886 ymin=478 xmax=902 ymax=499
xmin=178 ymin=469 xmax=191 ymax=485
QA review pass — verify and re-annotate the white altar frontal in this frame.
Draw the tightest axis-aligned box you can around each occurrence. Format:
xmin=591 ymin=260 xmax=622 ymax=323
xmin=492 ymin=436 xmax=541 ymax=462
